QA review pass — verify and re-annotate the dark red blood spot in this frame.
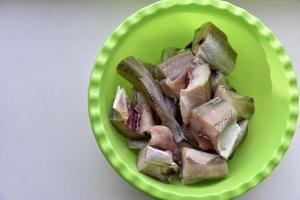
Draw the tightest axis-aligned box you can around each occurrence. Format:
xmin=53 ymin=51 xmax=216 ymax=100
xmin=126 ymin=103 xmax=141 ymax=132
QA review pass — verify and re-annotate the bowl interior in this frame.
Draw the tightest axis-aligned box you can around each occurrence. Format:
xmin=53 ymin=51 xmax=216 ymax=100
xmin=91 ymin=1 xmax=296 ymax=199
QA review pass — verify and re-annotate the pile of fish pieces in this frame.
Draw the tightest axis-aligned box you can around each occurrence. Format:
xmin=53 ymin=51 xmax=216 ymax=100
xmin=110 ymin=22 xmax=255 ymax=184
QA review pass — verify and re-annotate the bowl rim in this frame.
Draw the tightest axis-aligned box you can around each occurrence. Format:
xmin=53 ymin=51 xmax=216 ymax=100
xmin=88 ymin=0 xmax=299 ymax=199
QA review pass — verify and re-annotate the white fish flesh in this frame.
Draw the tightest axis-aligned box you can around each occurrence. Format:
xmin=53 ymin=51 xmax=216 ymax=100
xmin=217 ymin=120 xmax=248 ymax=159
xmin=180 ymin=64 xmax=211 ymax=124
xmin=137 ymin=146 xmax=179 ymax=182
xmin=190 ymin=97 xmax=237 ymax=148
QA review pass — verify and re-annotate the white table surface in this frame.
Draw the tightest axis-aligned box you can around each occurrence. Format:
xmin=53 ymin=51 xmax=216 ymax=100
xmin=0 ymin=0 xmax=299 ymax=200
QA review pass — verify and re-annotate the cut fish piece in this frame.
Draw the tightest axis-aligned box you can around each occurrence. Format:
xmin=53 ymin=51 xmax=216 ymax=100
xmin=211 ymin=71 xmax=229 ymax=92
xmin=137 ymin=146 xmax=179 ymax=182
xmin=157 ymin=49 xmax=197 ymax=81
xmin=214 ymin=85 xmax=254 ymax=120
xmin=147 ymin=126 xmax=178 ymax=155
xmin=133 ymin=91 xmax=154 ymax=134
xmin=110 ymin=87 xmax=144 ymax=139
xmin=181 ymin=147 xmax=228 ymax=184
xmin=160 ymin=68 xmax=189 ymax=100
xmin=117 ymin=56 xmax=185 ymax=142
xmin=180 ymin=64 xmax=211 ymax=124
xmin=217 ymin=120 xmax=248 ymax=159
xmin=192 ymin=22 xmax=237 ymax=75
xmin=160 ymin=79 xmax=177 ymax=100
xmin=190 ymin=97 xmax=237 ymax=148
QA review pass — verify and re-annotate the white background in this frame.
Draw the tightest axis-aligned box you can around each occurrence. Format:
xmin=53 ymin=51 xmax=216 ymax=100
xmin=0 ymin=0 xmax=299 ymax=200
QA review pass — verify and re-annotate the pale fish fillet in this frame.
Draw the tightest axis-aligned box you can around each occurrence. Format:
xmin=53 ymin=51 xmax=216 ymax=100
xmin=181 ymin=147 xmax=228 ymax=184
xmin=190 ymin=97 xmax=237 ymax=148
xmin=160 ymin=68 xmax=189 ymax=100
xmin=137 ymin=146 xmax=179 ymax=182
xmin=180 ymin=64 xmax=211 ymax=124
xmin=147 ymin=126 xmax=178 ymax=155
xmin=157 ymin=49 xmax=197 ymax=81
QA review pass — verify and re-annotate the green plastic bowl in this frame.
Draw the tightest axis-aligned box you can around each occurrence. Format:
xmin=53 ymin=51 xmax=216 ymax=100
xmin=88 ymin=0 xmax=299 ymax=199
